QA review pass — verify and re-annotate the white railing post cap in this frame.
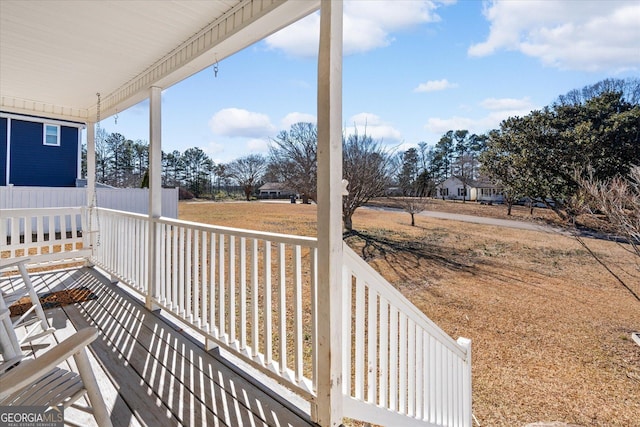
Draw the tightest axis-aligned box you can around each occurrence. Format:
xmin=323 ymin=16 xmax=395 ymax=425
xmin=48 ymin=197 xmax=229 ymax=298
xmin=457 ymin=336 xmax=471 ymax=349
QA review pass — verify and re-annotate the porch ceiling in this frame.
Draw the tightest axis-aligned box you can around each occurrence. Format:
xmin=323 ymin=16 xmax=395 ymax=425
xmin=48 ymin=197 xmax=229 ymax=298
xmin=0 ymin=0 xmax=319 ymax=122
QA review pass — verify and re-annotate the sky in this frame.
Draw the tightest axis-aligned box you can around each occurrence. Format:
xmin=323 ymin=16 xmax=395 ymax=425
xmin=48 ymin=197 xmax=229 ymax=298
xmin=98 ymin=0 xmax=640 ymax=164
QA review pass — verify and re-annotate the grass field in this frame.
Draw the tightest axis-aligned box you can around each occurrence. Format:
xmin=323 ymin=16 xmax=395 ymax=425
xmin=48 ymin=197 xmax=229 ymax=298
xmin=180 ymin=199 xmax=640 ymax=427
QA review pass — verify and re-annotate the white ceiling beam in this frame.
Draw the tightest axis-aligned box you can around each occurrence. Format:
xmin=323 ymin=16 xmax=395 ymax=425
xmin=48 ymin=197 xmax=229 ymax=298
xmin=93 ymin=0 xmax=319 ymax=121
xmin=1 ymin=96 xmax=89 ymax=122
xmin=1 ymin=0 xmax=319 ymax=123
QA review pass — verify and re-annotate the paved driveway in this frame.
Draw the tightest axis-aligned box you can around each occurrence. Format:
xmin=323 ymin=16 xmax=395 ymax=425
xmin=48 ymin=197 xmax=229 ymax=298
xmin=364 ymin=206 xmax=565 ymax=234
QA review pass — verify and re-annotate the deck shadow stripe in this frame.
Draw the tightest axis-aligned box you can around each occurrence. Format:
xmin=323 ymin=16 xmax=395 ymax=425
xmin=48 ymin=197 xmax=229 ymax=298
xmin=64 ymin=267 xmax=313 ymax=427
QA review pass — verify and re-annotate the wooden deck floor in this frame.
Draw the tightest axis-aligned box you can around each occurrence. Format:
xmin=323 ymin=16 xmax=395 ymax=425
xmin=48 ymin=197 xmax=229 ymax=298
xmin=1 ymin=266 xmax=315 ymax=427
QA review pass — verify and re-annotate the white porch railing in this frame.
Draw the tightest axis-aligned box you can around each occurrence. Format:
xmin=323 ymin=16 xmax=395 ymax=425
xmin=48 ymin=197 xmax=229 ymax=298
xmin=2 ymin=207 xmax=472 ymax=426
xmin=91 ymin=208 xmax=319 ymax=400
xmin=0 ymin=207 xmax=90 ymax=266
xmin=342 ymin=245 xmax=472 ymax=427
xmin=90 ymin=208 xmax=150 ymax=295
xmin=0 ymin=186 xmax=179 ymax=218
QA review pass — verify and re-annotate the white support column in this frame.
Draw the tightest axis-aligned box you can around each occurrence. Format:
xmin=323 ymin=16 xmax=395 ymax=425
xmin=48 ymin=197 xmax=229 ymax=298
xmin=147 ymin=86 xmax=162 ymax=310
xmin=86 ymin=122 xmax=96 ymax=250
xmin=77 ymin=126 xmax=83 ymax=181
xmin=86 ymin=122 xmax=96 ymax=208
xmin=315 ymin=1 xmax=343 ymax=426
xmin=5 ymin=118 xmax=11 ymax=185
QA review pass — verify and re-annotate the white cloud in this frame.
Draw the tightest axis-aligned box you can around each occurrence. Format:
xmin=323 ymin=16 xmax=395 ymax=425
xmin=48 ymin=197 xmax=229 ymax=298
xmin=246 ymin=138 xmax=269 ymax=153
xmin=345 ymin=124 xmax=403 ymax=143
xmin=265 ymin=13 xmax=320 ymax=57
xmin=265 ymin=1 xmax=445 ymax=57
xmin=349 ymin=112 xmax=383 ymax=126
xmin=281 ymin=112 xmax=317 ymax=130
xmin=425 ymin=116 xmax=479 ymax=135
xmin=468 ymin=0 xmax=640 ymax=72
xmin=425 ymin=97 xmax=538 ymax=135
xmin=480 ymin=97 xmax=534 ymax=111
xmin=395 ymin=141 xmax=419 ymax=153
xmin=208 ymin=108 xmax=276 ymax=138
xmin=414 ymin=79 xmax=458 ymax=93
xmin=204 ymin=141 xmax=225 ymax=156
xmin=345 ymin=113 xmax=402 ymax=142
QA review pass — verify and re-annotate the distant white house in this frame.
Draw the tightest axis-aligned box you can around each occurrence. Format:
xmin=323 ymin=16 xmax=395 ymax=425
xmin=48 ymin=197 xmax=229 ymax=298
xmin=258 ymin=182 xmax=297 ymax=199
xmin=436 ymin=176 xmax=504 ymax=203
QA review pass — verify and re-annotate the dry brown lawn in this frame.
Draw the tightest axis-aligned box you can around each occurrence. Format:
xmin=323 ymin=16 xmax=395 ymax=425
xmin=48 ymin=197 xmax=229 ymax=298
xmin=180 ymin=199 xmax=640 ymax=427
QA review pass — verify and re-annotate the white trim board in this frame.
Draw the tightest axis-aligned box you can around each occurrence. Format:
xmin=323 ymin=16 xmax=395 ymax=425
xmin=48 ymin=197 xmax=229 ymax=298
xmin=0 ymin=112 xmax=86 ymax=128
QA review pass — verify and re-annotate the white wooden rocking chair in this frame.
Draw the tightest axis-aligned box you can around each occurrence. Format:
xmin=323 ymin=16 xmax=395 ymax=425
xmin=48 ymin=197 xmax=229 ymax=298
xmin=0 ymin=258 xmax=56 ymax=345
xmin=0 ymin=306 xmax=22 ymax=373
xmin=0 ymin=327 xmax=113 ymax=427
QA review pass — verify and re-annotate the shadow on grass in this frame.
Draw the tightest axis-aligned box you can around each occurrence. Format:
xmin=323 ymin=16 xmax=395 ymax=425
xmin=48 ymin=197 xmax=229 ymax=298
xmin=343 ymin=229 xmax=475 ymax=285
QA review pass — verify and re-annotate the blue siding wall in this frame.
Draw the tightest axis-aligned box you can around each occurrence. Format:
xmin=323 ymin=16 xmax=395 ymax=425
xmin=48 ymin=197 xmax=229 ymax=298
xmin=9 ymin=119 xmax=79 ymax=187
xmin=0 ymin=118 xmax=6 ymax=186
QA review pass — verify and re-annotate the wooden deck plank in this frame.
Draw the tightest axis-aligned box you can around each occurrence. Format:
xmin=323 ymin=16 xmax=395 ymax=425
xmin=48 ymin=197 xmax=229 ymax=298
xmin=3 ymin=301 xmax=140 ymax=426
xmin=14 ymin=266 xmax=315 ymax=427
xmin=74 ymin=271 xmax=309 ymax=427
xmin=9 ymin=270 xmax=146 ymax=427
xmin=61 ymin=274 xmax=239 ymax=427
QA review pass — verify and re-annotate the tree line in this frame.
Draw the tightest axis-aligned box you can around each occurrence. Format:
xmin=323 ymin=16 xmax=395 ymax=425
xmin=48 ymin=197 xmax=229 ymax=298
xmin=480 ymin=78 xmax=640 ymax=220
xmin=84 ymin=77 xmax=639 ymax=232
xmin=86 ymin=132 xmax=232 ymax=197
xmin=395 ymin=130 xmax=488 ymax=198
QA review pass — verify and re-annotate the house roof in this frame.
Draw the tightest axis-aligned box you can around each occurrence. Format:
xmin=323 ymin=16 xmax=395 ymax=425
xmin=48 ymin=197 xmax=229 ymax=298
xmin=258 ymin=182 xmax=294 ymax=192
xmin=0 ymin=1 xmax=319 ymax=123
xmin=469 ymin=178 xmax=501 ymax=188
xmin=438 ymin=176 xmax=502 ymax=189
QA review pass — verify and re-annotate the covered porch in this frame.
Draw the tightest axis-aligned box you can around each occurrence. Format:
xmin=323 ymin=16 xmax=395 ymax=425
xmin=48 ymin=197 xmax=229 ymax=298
xmin=1 ymin=1 xmax=471 ymax=426
xmin=1 ymin=205 xmax=471 ymax=427
xmin=1 ymin=265 xmax=313 ymax=427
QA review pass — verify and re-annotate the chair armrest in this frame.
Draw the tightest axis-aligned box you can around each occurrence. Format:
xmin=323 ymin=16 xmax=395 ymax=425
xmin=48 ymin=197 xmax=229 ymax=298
xmin=0 ymin=327 xmax=98 ymax=400
xmin=0 ymin=258 xmax=31 ymax=271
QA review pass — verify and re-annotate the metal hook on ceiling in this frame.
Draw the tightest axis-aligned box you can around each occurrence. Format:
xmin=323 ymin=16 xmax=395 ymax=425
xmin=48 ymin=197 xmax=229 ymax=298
xmin=213 ymin=55 xmax=219 ymax=78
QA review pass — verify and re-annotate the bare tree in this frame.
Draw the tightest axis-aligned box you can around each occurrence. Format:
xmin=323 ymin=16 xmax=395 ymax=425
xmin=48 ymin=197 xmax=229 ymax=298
xmin=576 ymin=166 xmax=640 ymax=302
xmin=269 ymin=122 xmax=317 ymax=204
xmin=580 ymin=166 xmax=640 ymax=257
xmin=269 ymin=123 xmax=394 ymax=230
xmin=226 ymin=154 xmax=267 ymax=201
xmin=396 ymin=195 xmax=430 ymax=226
xmin=93 ymin=127 xmax=107 ymax=182
xmin=395 ymin=147 xmax=434 ymax=226
xmin=343 ymin=132 xmax=394 ymax=232
xmin=212 ymin=163 xmax=228 ymax=194
xmin=556 ymin=77 xmax=640 ymax=106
